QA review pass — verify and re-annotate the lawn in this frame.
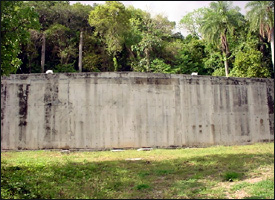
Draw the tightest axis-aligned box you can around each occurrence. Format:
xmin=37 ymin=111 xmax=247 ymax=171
xmin=1 ymin=142 xmax=274 ymax=199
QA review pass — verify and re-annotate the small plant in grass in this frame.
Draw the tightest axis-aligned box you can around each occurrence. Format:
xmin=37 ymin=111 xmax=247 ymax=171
xmin=224 ymin=172 xmax=241 ymax=182
xmin=190 ymin=174 xmax=203 ymax=180
xmin=135 ymin=183 xmax=150 ymax=190
xmin=138 ymin=171 xmax=150 ymax=177
xmin=155 ymin=169 xmax=174 ymax=175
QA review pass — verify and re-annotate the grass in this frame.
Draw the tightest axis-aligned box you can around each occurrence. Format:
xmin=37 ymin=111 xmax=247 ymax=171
xmin=1 ymin=142 xmax=274 ymax=199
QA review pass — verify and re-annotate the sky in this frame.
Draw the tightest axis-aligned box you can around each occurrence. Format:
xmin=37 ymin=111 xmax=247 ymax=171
xmin=70 ymin=1 xmax=250 ymax=36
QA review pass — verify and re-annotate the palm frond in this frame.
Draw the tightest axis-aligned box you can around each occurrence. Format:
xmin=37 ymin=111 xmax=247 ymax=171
xmin=245 ymin=1 xmax=274 ymax=40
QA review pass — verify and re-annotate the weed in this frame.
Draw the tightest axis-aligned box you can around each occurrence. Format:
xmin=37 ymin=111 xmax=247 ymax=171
xmin=154 ymin=169 xmax=174 ymax=175
xmin=224 ymin=171 xmax=241 ymax=182
xmin=136 ymin=183 xmax=150 ymax=190
xmin=190 ymin=173 xmax=203 ymax=179
xmin=138 ymin=171 xmax=150 ymax=177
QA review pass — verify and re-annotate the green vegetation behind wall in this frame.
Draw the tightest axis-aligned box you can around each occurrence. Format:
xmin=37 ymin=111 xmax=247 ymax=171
xmin=1 ymin=1 xmax=274 ymax=78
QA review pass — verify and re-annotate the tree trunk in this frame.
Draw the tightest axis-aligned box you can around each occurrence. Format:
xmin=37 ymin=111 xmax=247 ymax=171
xmin=259 ymin=34 xmax=266 ymax=55
xmin=145 ymin=48 xmax=150 ymax=72
xmin=221 ymin=34 xmax=229 ymax=77
xmin=271 ymin=27 xmax=274 ymax=71
xmin=41 ymin=33 xmax=46 ymax=73
xmin=113 ymin=56 xmax=119 ymax=71
xmin=78 ymin=31 xmax=83 ymax=72
xmin=126 ymin=46 xmax=135 ymax=59
xmin=223 ymin=52 xmax=229 ymax=77
xmin=28 ymin=56 xmax=32 ymax=74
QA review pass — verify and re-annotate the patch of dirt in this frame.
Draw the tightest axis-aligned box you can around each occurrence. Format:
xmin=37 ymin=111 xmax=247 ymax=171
xmin=216 ymin=176 xmax=267 ymax=199
xmin=232 ymin=189 xmax=249 ymax=199
xmin=245 ymin=177 xmax=262 ymax=184
xmin=218 ymin=182 xmax=235 ymax=199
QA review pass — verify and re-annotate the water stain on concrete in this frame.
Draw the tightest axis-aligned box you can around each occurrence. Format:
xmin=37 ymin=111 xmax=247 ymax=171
xmin=17 ymin=84 xmax=30 ymax=146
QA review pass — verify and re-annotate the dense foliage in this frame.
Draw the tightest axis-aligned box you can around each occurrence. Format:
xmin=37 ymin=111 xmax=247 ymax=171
xmin=1 ymin=1 xmax=274 ymax=78
xmin=1 ymin=1 xmax=40 ymax=75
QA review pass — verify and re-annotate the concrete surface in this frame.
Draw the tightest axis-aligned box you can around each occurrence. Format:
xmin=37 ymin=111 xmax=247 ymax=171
xmin=1 ymin=72 xmax=274 ymax=150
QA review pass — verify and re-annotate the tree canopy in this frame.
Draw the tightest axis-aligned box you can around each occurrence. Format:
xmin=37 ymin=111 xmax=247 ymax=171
xmin=245 ymin=1 xmax=274 ymax=70
xmin=1 ymin=1 xmax=273 ymax=78
xmin=1 ymin=1 xmax=40 ymax=75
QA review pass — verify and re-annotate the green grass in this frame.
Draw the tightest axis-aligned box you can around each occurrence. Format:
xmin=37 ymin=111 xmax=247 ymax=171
xmin=249 ymin=179 xmax=274 ymax=199
xmin=1 ymin=142 xmax=274 ymax=199
xmin=230 ymin=178 xmax=274 ymax=199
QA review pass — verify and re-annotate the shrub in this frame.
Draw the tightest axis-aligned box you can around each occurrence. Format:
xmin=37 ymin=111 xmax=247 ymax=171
xmin=224 ymin=172 xmax=241 ymax=182
xmin=136 ymin=183 xmax=150 ymax=190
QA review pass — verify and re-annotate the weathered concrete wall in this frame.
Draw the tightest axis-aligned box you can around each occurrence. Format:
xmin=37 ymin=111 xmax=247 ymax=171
xmin=1 ymin=72 xmax=274 ymax=150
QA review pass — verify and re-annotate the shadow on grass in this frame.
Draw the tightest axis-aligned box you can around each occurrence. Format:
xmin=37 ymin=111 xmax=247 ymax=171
xmin=244 ymin=196 xmax=267 ymax=199
xmin=1 ymin=152 xmax=274 ymax=199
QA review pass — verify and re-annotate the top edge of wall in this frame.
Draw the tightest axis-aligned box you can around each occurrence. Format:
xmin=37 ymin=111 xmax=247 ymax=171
xmin=1 ymin=72 xmax=274 ymax=83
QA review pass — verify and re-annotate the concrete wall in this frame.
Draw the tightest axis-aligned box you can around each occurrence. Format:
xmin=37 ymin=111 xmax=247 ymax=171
xmin=1 ymin=72 xmax=274 ymax=150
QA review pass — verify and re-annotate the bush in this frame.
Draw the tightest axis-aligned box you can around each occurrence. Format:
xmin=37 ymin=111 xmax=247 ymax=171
xmin=212 ymin=67 xmax=226 ymax=76
xmin=224 ymin=172 xmax=241 ymax=182
xmin=136 ymin=184 xmax=150 ymax=190
xmin=230 ymin=41 xmax=271 ymax=78
xmin=150 ymin=58 xmax=179 ymax=74
xmin=53 ymin=63 xmax=77 ymax=73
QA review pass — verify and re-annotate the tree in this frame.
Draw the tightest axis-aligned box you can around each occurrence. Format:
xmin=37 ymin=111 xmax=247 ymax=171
xmin=1 ymin=1 xmax=40 ymax=76
xmin=45 ymin=24 xmax=77 ymax=68
xmin=24 ymin=1 xmax=69 ymax=72
xmin=129 ymin=9 xmax=175 ymax=72
xmin=82 ymin=32 xmax=112 ymax=72
xmin=199 ymin=1 xmax=243 ymax=77
xmin=69 ymin=3 xmax=94 ymax=72
xmin=229 ymin=32 xmax=271 ymax=78
xmin=173 ymin=35 xmax=215 ymax=75
xmin=22 ymin=1 xmax=94 ymax=73
xmin=203 ymin=42 xmax=225 ymax=76
xmin=131 ymin=14 xmax=163 ymax=71
xmin=25 ymin=30 xmax=41 ymax=73
xmin=245 ymin=1 xmax=274 ymax=70
xmin=150 ymin=58 xmax=178 ymax=74
xmin=88 ymin=1 xmax=131 ymax=71
xmin=179 ymin=8 xmax=206 ymax=38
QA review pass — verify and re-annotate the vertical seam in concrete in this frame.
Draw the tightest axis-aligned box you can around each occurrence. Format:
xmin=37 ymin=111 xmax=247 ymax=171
xmin=1 ymin=84 xmax=7 ymax=149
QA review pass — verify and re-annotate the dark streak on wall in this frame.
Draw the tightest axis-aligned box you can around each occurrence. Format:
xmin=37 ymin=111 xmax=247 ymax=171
xmin=43 ymin=79 xmax=59 ymax=148
xmin=266 ymin=84 xmax=274 ymax=135
xmin=17 ymin=84 xmax=30 ymax=149
xmin=44 ymin=82 xmax=52 ymax=145
xmin=133 ymin=77 xmax=172 ymax=85
xmin=1 ymin=84 xmax=7 ymax=143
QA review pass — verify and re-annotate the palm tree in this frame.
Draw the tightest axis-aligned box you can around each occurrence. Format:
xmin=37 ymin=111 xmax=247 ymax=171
xmin=245 ymin=1 xmax=274 ymax=71
xmin=199 ymin=1 xmax=243 ymax=77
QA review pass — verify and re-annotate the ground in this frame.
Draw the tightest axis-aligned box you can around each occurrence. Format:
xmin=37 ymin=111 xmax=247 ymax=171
xmin=1 ymin=142 xmax=274 ymax=199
